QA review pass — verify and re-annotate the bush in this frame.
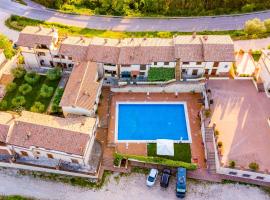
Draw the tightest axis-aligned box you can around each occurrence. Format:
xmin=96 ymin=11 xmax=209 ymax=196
xmin=113 ymin=153 xmax=123 ymax=166
xmin=0 ymin=100 xmax=7 ymax=111
xmin=46 ymin=68 xmax=61 ymax=81
xmin=241 ymin=4 xmax=256 ymax=13
xmin=217 ymin=141 xmax=223 ymax=148
xmin=229 ymin=160 xmax=236 ymax=168
xmin=40 ymin=84 xmax=54 ymax=98
xmin=11 ymin=96 xmax=26 ymax=107
xmin=24 ymin=72 xmax=40 ymax=84
xmin=5 ymin=82 xmax=17 ymax=92
xmin=204 ymin=109 xmax=211 ymax=118
xmin=249 ymin=162 xmax=259 ymax=171
xmin=214 ymin=130 xmax=219 ymax=137
xmin=18 ymin=83 xmax=32 ymax=95
xmin=11 ymin=67 xmax=26 ymax=78
xmin=51 ymin=88 xmax=64 ymax=113
xmin=264 ymin=19 xmax=270 ymax=32
xmin=0 ymin=34 xmax=16 ymax=59
xmin=30 ymin=101 xmax=45 ymax=113
xmin=244 ymin=18 xmax=266 ymax=35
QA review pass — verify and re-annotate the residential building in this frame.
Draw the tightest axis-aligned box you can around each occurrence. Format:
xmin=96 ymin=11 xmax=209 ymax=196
xmin=0 ymin=111 xmax=99 ymax=168
xmin=258 ymin=50 xmax=270 ymax=96
xmin=17 ymin=26 xmax=235 ymax=81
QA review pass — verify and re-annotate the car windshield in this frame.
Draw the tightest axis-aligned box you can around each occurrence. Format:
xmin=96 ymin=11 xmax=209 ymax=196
xmin=148 ymin=176 xmax=155 ymax=182
xmin=177 ymin=188 xmax=186 ymax=193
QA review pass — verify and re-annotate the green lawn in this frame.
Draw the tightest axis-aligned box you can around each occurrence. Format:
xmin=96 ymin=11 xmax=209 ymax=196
xmin=0 ymin=195 xmax=34 ymax=200
xmin=147 ymin=67 xmax=175 ymax=82
xmin=6 ymin=15 xmax=268 ymax=40
xmin=2 ymin=75 xmax=59 ymax=112
xmin=147 ymin=143 xmax=191 ymax=163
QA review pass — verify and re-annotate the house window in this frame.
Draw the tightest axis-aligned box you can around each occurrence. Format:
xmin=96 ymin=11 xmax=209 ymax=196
xmin=183 ymin=62 xmax=189 ymax=65
xmin=37 ymin=52 xmax=45 ymax=56
xmin=139 ymin=72 xmax=145 ymax=76
xmin=68 ymin=63 xmax=74 ymax=68
xmin=36 ymin=151 xmax=40 ymax=155
xmin=196 ymin=62 xmax=202 ymax=65
xmin=213 ymin=62 xmax=219 ymax=67
xmin=164 ymin=62 xmax=169 ymax=65
xmin=53 ymin=55 xmax=60 ymax=59
xmin=20 ymin=151 xmax=28 ymax=157
xmin=224 ymin=65 xmax=228 ymax=68
xmin=153 ymin=62 xmax=157 ymax=65
xmin=140 ymin=65 xmax=146 ymax=70
xmin=61 ymin=55 xmax=65 ymax=59
xmin=47 ymin=154 xmax=54 ymax=159
xmin=192 ymin=69 xmax=198 ymax=76
xmin=71 ymin=159 xmax=79 ymax=164
xmin=40 ymin=60 xmax=45 ymax=66
xmin=68 ymin=56 xmax=72 ymax=60
xmin=122 ymin=65 xmax=130 ymax=68
xmin=182 ymin=69 xmax=187 ymax=74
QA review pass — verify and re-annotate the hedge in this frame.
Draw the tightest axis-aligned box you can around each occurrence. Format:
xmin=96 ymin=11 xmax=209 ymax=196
xmin=114 ymin=153 xmax=197 ymax=170
xmin=18 ymin=83 xmax=32 ymax=95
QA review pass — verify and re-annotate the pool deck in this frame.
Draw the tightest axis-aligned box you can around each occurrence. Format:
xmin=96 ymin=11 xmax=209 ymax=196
xmin=108 ymin=92 xmax=206 ymax=169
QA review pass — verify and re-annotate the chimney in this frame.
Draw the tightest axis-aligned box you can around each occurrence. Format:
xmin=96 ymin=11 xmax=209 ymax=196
xmin=203 ymin=35 xmax=208 ymax=41
xmin=26 ymin=132 xmax=31 ymax=140
xmin=192 ymin=32 xmax=197 ymax=39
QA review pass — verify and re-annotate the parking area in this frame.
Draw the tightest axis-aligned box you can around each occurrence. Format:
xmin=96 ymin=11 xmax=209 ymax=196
xmin=208 ymin=79 xmax=270 ymax=172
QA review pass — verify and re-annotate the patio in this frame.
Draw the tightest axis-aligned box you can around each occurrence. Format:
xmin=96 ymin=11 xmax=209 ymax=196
xmin=208 ymin=79 xmax=270 ymax=172
xmin=108 ymin=92 xmax=206 ymax=168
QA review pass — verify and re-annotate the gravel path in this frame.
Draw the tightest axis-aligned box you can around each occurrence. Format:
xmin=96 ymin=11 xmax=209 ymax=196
xmin=0 ymin=169 xmax=269 ymax=200
xmin=1 ymin=0 xmax=270 ymax=32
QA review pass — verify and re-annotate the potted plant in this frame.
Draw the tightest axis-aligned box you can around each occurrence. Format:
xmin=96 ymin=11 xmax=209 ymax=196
xmin=249 ymin=162 xmax=259 ymax=171
xmin=229 ymin=160 xmax=236 ymax=168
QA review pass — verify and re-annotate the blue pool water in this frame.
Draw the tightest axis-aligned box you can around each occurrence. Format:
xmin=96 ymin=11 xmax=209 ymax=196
xmin=117 ymin=103 xmax=190 ymax=141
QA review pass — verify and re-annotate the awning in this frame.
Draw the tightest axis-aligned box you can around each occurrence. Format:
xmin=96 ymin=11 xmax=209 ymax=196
xmin=157 ymin=139 xmax=174 ymax=156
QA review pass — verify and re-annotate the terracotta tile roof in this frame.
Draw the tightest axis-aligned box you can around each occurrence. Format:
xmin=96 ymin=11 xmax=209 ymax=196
xmin=6 ymin=111 xmax=96 ymax=155
xmin=87 ymin=45 xmax=120 ymax=64
xmin=7 ymin=121 xmax=90 ymax=155
xmin=0 ymin=124 xmax=9 ymax=143
xmin=0 ymin=112 xmax=19 ymax=143
xmin=60 ymin=61 xmax=100 ymax=111
xmin=16 ymin=26 xmax=55 ymax=48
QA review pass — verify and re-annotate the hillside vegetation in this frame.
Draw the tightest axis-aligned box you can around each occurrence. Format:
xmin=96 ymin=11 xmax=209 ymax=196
xmin=32 ymin=0 xmax=270 ymax=17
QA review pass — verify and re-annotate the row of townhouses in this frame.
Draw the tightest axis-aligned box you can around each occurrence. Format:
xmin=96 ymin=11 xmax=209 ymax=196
xmin=17 ymin=26 xmax=235 ymax=81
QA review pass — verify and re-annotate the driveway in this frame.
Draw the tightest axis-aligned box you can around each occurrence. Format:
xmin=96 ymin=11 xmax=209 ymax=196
xmin=0 ymin=168 xmax=269 ymax=200
xmin=0 ymin=0 xmax=270 ymax=32
xmin=208 ymin=80 xmax=270 ymax=172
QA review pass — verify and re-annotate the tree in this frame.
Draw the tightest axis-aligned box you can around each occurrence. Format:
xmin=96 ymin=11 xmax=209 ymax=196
xmin=11 ymin=96 xmax=26 ymax=107
xmin=46 ymin=68 xmax=61 ymax=81
xmin=0 ymin=100 xmax=7 ymax=111
xmin=264 ymin=19 xmax=270 ymax=32
xmin=5 ymin=82 xmax=17 ymax=92
xmin=18 ymin=83 xmax=32 ymax=95
xmin=40 ymin=84 xmax=54 ymax=98
xmin=0 ymin=34 xmax=15 ymax=59
xmin=244 ymin=18 xmax=266 ymax=35
xmin=24 ymin=72 xmax=40 ymax=85
xmin=11 ymin=67 xmax=26 ymax=78
xmin=30 ymin=101 xmax=45 ymax=113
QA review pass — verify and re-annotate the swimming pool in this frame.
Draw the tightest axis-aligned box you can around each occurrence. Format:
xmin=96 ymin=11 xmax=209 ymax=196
xmin=115 ymin=102 xmax=191 ymax=143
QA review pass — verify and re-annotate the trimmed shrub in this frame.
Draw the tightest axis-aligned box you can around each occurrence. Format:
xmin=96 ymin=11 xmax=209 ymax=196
xmin=0 ymin=100 xmax=7 ymax=111
xmin=11 ymin=67 xmax=26 ymax=78
xmin=249 ymin=162 xmax=259 ymax=171
xmin=5 ymin=82 xmax=17 ymax=92
xmin=264 ymin=19 xmax=270 ymax=32
xmin=18 ymin=83 xmax=32 ymax=95
xmin=40 ymin=84 xmax=54 ymax=98
xmin=30 ymin=101 xmax=45 ymax=113
xmin=24 ymin=72 xmax=40 ymax=85
xmin=11 ymin=96 xmax=26 ymax=107
xmin=244 ymin=18 xmax=266 ymax=35
xmin=229 ymin=160 xmax=236 ymax=168
xmin=46 ymin=67 xmax=61 ymax=81
xmin=217 ymin=141 xmax=223 ymax=148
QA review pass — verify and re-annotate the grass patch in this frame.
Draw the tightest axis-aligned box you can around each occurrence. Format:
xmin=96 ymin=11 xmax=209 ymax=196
xmin=147 ymin=143 xmax=191 ymax=163
xmin=18 ymin=169 xmax=112 ymax=189
xmin=252 ymin=50 xmax=262 ymax=62
xmin=0 ymin=196 xmax=34 ymax=200
xmin=6 ymin=15 xmax=269 ymax=40
xmin=114 ymin=153 xmax=197 ymax=170
xmin=2 ymin=75 xmax=59 ymax=112
xmin=147 ymin=67 xmax=175 ymax=82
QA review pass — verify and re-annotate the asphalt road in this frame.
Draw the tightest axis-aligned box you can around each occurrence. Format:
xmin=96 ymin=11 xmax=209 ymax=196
xmin=1 ymin=0 xmax=270 ymax=32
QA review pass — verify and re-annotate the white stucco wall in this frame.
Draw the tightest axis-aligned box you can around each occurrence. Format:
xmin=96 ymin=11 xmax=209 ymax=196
xmin=22 ymin=52 xmax=40 ymax=69
xmin=62 ymin=106 xmax=94 ymax=117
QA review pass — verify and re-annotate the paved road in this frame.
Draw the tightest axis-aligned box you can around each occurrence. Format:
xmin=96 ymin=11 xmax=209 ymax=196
xmin=0 ymin=168 xmax=269 ymax=200
xmin=1 ymin=0 xmax=270 ymax=32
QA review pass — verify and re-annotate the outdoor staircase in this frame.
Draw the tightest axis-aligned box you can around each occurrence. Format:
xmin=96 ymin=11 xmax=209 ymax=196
xmin=205 ymin=127 xmax=217 ymax=174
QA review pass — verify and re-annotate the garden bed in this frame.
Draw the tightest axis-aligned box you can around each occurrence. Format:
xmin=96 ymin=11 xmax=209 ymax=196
xmin=147 ymin=143 xmax=191 ymax=163
xmin=1 ymin=74 xmax=59 ymax=112
xmin=147 ymin=67 xmax=175 ymax=82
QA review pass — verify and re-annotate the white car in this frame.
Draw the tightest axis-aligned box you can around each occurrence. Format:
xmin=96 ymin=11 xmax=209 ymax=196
xmin=146 ymin=169 xmax=158 ymax=187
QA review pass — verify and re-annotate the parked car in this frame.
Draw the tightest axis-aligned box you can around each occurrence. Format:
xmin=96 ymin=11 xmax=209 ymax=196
xmin=176 ymin=168 xmax=187 ymax=198
xmin=146 ymin=169 xmax=158 ymax=187
xmin=160 ymin=169 xmax=171 ymax=188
